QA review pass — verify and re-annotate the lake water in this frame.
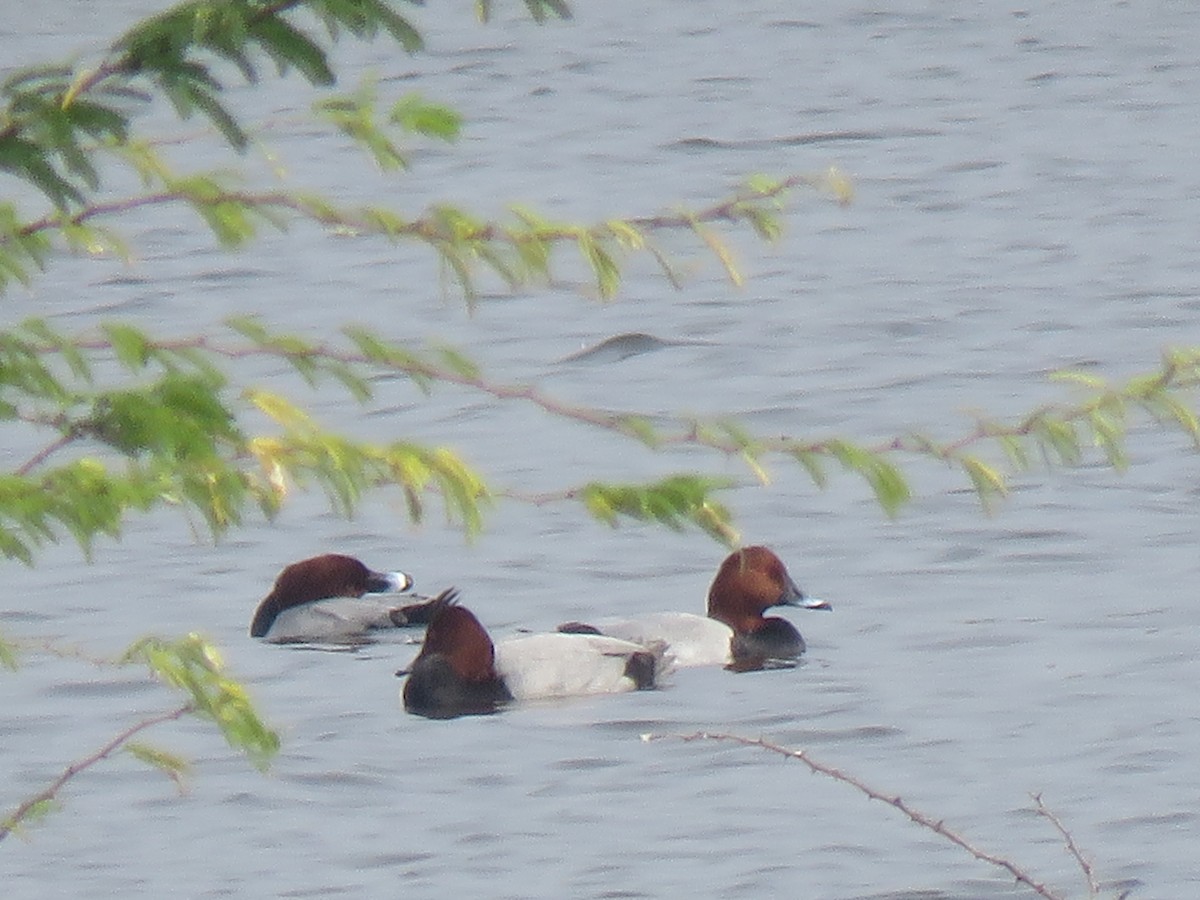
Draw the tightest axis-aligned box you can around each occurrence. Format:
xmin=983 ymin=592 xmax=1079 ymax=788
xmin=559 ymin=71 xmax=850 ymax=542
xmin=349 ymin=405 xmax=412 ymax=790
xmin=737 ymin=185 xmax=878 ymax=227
xmin=2 ymin=2 xmax=1199 ymax=897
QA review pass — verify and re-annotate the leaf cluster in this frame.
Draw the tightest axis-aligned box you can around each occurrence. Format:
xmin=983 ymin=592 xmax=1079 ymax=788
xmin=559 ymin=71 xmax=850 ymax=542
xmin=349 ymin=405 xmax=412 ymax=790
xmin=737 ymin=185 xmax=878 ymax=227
xmin=0 ymin=0 xmax=427 ymax=209
xmin=580 ymin=475 xmax=738 ymax=545
xmin=0 ymin=1 xmax=846 ymax=301
xmin=13 ymin=316 xmax=1199 ymax=563
xmin=1 ymin=318 xmax=493 ymax=562
xmin=0 ymin=630 xmax=277 ymax=840
xmin=124 ymin=633 xmax=279 ymax=770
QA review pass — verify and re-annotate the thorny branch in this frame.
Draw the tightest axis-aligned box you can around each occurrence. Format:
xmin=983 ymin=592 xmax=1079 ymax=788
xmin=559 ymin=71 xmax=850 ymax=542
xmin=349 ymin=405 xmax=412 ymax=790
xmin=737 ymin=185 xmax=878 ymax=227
xmin=1033 ymin=792 xmax=1102 ymax=898
xmin=0 ymin=703 xmax=193 ymax=842
xmin=643 ymin=731 xmax=1072 ymax=900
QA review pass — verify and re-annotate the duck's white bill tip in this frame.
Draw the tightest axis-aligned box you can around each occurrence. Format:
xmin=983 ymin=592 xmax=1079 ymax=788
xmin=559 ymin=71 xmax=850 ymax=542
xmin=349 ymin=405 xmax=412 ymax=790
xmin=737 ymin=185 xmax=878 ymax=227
xmin=385 ymin=571 xmax=414 ymax=592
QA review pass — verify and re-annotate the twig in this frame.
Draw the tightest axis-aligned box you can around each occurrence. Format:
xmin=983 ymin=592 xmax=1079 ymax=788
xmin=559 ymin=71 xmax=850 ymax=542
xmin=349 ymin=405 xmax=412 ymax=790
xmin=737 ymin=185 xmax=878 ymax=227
xmin=13 ymin=328 xmax=1200 ymax=519
xmin=15 ymin=431 xmax=80 ymax=476
xmin=1033 ymin=793 xmax=1100 ymax=897
xmin=0 ymin=702 xmax=193 ymax=842
xmin=34 ymin=330 xmax=1199 ymax=469
xmin=643 ymin=731 xmax=1066 ymax=900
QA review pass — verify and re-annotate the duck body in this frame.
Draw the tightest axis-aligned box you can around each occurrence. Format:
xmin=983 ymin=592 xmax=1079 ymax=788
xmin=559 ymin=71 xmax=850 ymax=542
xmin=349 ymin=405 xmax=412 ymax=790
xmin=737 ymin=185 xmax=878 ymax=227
xmin=558 ymin=546 xmax=831 ymax=671
xmin=401 ymin=593 xmax=670 ymax=719
xmin=494 ymin=632 xmax=667 ymax=700
xmin=565 ymin=612 xmax=735 ymax=668
xmin=250 ymin=553 xmax=431 ymax=644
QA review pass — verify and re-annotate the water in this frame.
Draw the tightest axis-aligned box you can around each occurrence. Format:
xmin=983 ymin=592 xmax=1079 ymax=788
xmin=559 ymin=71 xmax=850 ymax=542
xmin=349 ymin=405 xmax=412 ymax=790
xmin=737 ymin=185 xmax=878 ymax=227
xmin=3 ymin=2 xmax=1200 ymax=897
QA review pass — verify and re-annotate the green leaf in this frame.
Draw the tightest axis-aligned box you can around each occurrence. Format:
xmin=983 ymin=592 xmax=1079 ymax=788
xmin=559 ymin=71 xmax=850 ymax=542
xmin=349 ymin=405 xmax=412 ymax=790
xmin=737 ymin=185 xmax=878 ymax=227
xmin=390 ymin=94 xmax=462 ymax=141
xmin=788 ymin=445 xmax=828 ymax=488
xmin=435 ymin=344 xmax=481 ymax=381
xmin=0 ymin=631 xmax=19 ymax=670
xmin=826 ymin=439 xmax=911 ymax=515
xmin=19 ymin=318 xmax=92 ymax=382
xmin=0 ymin=249 xmax=33 ymax=289
xmin=127 ymin=634 xmax=279 ymax=771
xmin=0 ymin=135 xmax=83 ymax=208
xmin=101 ymin=322 xmax=151 ymax=369
xmin=741 ymin=205 xmax=782 ymax=241
xmin=578 ymin=233 xmax=621 ymax=299
xmin=1048 ymin=369 xmax=1107 ymax=390
xmin=225 ymin=315 xmax=270 ymax=344
xmin=362 ymin=2 xmax=424 ymax=51
xmin=1157 ymin=393 xmax=1200 ymax=446
xmin=125 ymin=742 xmax=190 ymax=791
xmin=325 ymin=360 xmax=373 ymax=403
xmin=183 ymin=82 xmax=248 ymax=150
xmin=960 ymin=455 xmax=1008 ymax=508
xmin=578 ymin=475 xmax=735 ymax=539
xmin=1032 ymin=416 xmax=1082 ymax=466
xmin=2 ymin=797 xmax=57 ymax=836
xmin=616 ymin=415 xmax=660 ymax=448
xmin=995 ymin=434 xmax=1030 ymax=471
xmin=250 ymin=16 xmax=334 ymax=85
xmin=1087 ymin=408 xmax=1128 ymax=470
xmin=247 ymin=390 xmax=317 ymax=431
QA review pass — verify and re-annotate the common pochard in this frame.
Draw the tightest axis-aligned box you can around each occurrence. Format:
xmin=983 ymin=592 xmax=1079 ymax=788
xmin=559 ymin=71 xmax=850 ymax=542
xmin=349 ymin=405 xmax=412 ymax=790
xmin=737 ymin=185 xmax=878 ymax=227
xmin=399 ymin=591 xmax=671 ymax=719
xmin=250 ymin=554 xmax=438 ymax=643
xmin=558 ymin=546 xmax=831 ymax=671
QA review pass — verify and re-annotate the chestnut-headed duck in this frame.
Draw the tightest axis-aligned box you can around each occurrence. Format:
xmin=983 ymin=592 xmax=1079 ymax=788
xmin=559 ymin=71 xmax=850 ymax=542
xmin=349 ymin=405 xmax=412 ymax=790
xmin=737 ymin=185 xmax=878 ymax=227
xmin=558 ymin=545 xmax=831 ymax=671
xmin=399 ymin=591 xmax=671 ymax=719
xmin=250 ymin=554 xmax=438 ymax=644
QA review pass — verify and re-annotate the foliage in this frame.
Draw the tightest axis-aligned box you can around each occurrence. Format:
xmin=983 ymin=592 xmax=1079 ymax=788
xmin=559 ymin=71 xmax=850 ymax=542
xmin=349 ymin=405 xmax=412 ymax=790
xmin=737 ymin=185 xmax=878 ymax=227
xmin=123 ymin=633 xmax=280 ymax=770
xmin=7 ymin=316 xmax=1200 ymax=565
xmin=0 ymin=632 xmax=278 ymax=842
xmin=3 ymin=0 xmax=1200 ymax=859
xmin=1 ymin=0 xmax=1190 ymax=565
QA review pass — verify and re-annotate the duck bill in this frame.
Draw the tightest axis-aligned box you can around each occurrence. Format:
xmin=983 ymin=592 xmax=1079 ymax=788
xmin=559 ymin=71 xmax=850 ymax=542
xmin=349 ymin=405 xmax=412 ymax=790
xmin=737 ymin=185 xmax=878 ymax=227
xmin=781 ymin=578 xmax=832 ymax=611
xmin=795 ymin=596 xmax=832 ymax=611
xmin=366 ymin=570 xmax=414 ymax=594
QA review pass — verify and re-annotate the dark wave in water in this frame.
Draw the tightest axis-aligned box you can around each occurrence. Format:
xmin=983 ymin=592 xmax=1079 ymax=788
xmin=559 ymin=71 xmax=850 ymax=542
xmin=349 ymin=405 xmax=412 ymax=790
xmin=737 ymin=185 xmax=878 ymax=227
xmin=669 ymin=128 xmax=940 ymax=151
xmin=557 ymin=332 xmax=708 ymax=364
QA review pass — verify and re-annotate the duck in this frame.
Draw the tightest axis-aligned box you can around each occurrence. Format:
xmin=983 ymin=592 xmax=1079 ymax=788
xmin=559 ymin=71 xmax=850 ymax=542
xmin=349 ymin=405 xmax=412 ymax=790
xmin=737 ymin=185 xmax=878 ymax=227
xmin=399 ymin=590 xmax=671 ymax=719
xmin=249 ymin=553 xmax=440 ymax=643
xmin=558 ymin=545 xmax=831 ymax=671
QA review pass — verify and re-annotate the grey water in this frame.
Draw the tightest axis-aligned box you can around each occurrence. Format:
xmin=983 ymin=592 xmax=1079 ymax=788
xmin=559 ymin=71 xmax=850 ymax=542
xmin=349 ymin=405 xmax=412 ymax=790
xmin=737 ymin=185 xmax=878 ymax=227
xmin=2 ymin=2 xmax=1200 ymax=897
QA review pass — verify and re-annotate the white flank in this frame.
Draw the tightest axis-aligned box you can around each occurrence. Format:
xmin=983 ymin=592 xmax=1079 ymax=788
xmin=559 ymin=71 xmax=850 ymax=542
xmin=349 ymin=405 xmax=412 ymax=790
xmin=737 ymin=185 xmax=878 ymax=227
xmin=264 ymin=597 xmax=403 ymax=643
xmin=494 ymin=633 xmax=671 ymax=700
xmin=587 ymin=612 xmax=734 ymax=668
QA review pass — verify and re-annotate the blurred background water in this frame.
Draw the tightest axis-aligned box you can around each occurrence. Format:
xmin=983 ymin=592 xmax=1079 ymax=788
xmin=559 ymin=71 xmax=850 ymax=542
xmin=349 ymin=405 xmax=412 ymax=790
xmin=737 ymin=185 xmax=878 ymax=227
xmin=2 ymin=2 xmax=1199 ymax=897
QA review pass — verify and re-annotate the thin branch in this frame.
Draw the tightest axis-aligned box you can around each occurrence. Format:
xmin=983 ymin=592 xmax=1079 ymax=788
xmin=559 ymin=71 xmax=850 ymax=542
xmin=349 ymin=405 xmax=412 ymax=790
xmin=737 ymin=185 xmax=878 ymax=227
xmin=0 ymin=702 xmax=193 ymax=842
xmin=1033 ymin=793 xmax=1101 ymax=897
xmin=643 ymin=731 xmax=1066 ymax=900
xmin=16 ymin=431 xmax=81 ymax=476
xmin=127 ymin=334 xmax=1200 ymax=472
xmin=14 ymin=329 xmax=1200 ymax=515
xmin=626 ymin=173 xmax=846 ymax=228
xmin=12 ymin=634 xmax=123 ymax=667
xmin=53 ymin=0 xmax=313 ymax=108
xmin=7 ymin=180 xmax=820 ymax=248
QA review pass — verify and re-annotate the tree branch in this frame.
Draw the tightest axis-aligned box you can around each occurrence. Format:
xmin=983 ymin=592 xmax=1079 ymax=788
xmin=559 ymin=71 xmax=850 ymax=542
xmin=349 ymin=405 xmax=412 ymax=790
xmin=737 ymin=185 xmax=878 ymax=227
xmin=16 ymin=327 xmax=1200 ymax=518
xmin=1033 ymin=793 xmax=1101 ymax=897
xmin=644 ymin=731 xmax=1067 ymax=900
xmin=0 ymin=703 xmax=193 ymax=842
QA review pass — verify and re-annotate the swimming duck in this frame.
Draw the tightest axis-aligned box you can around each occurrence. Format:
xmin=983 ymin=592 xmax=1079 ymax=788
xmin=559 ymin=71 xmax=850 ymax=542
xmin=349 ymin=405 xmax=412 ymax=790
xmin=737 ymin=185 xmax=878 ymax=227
xmin=400 ymin=590 xmax=671 ymax=719
xmin=559 ymin=546 xmax=830 ymax=671
xmin=250 ymin=553 xmax=438 ymax=643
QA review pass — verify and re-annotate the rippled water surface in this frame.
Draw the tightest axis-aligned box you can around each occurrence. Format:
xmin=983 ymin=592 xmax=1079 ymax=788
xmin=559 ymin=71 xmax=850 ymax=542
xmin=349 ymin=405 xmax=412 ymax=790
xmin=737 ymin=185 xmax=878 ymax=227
xmin=3 ymin=3 xmax=1200 ymax=898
